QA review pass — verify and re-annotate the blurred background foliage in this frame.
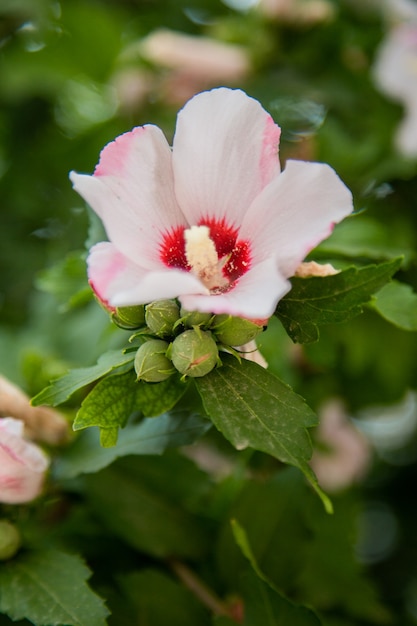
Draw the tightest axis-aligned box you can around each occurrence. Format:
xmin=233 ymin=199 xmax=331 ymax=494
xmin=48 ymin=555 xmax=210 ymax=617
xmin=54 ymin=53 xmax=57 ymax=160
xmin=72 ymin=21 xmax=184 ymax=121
xmin=1 ymin=0 xmax=417 ymax=624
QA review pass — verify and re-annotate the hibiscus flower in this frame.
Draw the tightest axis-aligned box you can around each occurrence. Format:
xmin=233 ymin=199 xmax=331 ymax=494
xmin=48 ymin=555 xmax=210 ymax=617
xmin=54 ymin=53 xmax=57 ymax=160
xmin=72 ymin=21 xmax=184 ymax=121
xmin=0 ymin=418 xmax=49 ymax=504
xmin=70 ymin=88 xmax=353 ymax=319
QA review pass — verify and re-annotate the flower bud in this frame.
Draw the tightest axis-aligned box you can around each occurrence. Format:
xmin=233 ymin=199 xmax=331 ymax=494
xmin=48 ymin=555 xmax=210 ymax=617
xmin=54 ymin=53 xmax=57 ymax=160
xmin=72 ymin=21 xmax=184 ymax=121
xmin=134 ymin=340 xmax=175 ymax=382
xmin=180 ymin=307 xmax=213 ymax=328
xmin=0 ymin=520 xmax=21 ymax=561
xmin=145 ymin=299 xmax=180 ymax=337
xmin=211 ymin=314 xmax=264 ymax=346
xmin=113 ymin=305 xmax=146 ymax=329
xmin=171 ymin=330 xmax=218 ymax=378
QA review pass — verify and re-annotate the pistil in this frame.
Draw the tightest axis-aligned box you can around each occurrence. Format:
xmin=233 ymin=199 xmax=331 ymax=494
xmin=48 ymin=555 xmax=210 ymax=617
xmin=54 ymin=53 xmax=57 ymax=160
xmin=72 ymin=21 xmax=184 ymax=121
xmin=184 ymin=225 xmax=229 ymax=291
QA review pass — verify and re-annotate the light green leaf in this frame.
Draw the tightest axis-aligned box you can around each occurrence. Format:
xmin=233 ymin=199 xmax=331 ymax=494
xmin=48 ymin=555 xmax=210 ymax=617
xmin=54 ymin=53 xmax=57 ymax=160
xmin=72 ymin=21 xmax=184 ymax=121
xmin=195 ymin=356 xmax=331 ymax=512
xmin=0 ymin=549 xmax=109 ymax=626
xmin=31 ymin=349 xmax=135 ymax=407
xmin=371 ymin=280 xmax=417 ymax=331
xmin=35 ymin=250 xmax=91 ymax=311
xmin=73 ymin=371 xmax=188 ymax=445
xmin=316 ymin=215 xmax=413 ymax=264
xmin=54 ymin=410 xmax=211 ymax=479
xmin=275 ymin=258 xmax=402 ymax=343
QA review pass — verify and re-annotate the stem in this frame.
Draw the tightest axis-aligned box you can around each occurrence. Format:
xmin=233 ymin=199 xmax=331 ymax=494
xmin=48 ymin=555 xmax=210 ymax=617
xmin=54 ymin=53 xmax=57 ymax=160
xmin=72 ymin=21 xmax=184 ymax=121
xmin=169 ymin=558 xmax=240 ymax=622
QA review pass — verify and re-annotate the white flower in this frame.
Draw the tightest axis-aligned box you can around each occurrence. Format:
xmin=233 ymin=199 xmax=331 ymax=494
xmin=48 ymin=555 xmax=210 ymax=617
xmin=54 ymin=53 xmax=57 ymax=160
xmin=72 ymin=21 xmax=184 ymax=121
xmin=70 ymin=88 xmax=353 ymax=319
xmin=373 ymin=23 xmax=417 ymax=157
xmin=0 ymin=418 xmax=50 ymax=504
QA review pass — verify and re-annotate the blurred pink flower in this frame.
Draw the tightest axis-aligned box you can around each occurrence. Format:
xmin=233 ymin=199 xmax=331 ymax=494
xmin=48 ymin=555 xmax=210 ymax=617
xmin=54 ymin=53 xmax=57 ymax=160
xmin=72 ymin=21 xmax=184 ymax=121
xmin=311 ymin=400 xmax=371 ymax=492
xmin=71 ymin=88 xmax=353 ymax=319
xmin=0 ymin=418 xmax=50 ymax=504
xmin=373 ymin=23 xmax=417 ymax=157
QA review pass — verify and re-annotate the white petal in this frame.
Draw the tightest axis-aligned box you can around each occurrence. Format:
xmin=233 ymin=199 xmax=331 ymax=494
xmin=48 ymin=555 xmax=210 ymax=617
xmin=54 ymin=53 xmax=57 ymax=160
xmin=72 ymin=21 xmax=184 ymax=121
xmin=88 ymin=242 xmax=207 ymax=308
xmin=70 ymin=125 xmax=187 ymax=269
xmin=172 ymin=88 xmax=281 ymax=227
xmin=241 ymin=160 xmax=353 ymax=277
xmin=179 ymin=257 xmax=290 ymax=319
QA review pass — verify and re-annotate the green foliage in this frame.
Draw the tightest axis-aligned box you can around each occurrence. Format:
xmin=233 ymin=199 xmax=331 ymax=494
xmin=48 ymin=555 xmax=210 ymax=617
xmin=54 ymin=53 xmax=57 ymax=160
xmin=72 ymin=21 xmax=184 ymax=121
xmin=116 ymin=569 xmax=210 ymax=626
xmin=2 ymin=0 xmax=417 ymax=624
xmin=0 ymin=550 xmax=109 ymax=626
xmin=84 ymin=455 xmax=210 ymax=559
xmin=275 ymin=258 xmax=402 ymax=343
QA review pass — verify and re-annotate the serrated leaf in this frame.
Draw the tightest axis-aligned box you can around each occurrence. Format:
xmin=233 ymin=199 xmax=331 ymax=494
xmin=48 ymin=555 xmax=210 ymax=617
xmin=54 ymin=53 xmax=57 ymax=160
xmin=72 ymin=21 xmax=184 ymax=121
xmin=31 ymin=349 xmax=135 ymax=407
xmin=195 ymin=356 xmax=331 ymax=512
xmin=371 ymin=280 xmax=417 ymax=331
xmin=73 ymin=371 xmax=188 ymax=446
xmin=275 ymin=258 xmax=402 ymax=343
xmin=54 ymin=410 xmax=211 ymax=479
xmin=231 ymin=520 xmax=321 ymax=625
xmin=0 ymin=549 xmax=109 ymax=626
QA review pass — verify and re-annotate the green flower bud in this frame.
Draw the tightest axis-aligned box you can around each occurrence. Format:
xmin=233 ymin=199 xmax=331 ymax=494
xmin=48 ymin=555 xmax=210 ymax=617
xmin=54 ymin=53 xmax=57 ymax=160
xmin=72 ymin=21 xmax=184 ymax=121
xmin=0 ymin=520 xmax=21 ymax=561
xmin=171 ymin=330 xmax=218 ymax=378
xmin=113 ymin=305 xmax=146 ymax=329
xmin=180 ymin=307 xmax=213 ymax=329
xmin=212 ymin=314 xmax=264 ymax=346
xmin=145 ymin=300 xmax=180 ymax=337
xmin=134 ymin=340 xmax=175 ymax=382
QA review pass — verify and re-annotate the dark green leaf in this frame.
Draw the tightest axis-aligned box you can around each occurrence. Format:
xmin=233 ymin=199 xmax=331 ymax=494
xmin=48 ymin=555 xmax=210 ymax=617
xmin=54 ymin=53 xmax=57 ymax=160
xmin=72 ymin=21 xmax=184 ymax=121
xmin=371 ymin=280 xmax=417 ymax=331
xmin=242 ymin=570 xmax=322 ymax=626
xmin=275 ymin=258 xmax=402 ymax=343
xmin=73 ymin=371 xmax=188 ymax=445
xmin=0 ymin=549 xmax=109 ymax=626
xmin=55 ymin=410 xmax=211 ymax=479
xmin=118 ymin=569 xmax=210 ymax=626
xmin=195 ymin=356 xmax=331 ymax=512
xmin=231 ymin=521 xmax=321 ymax=625
xmin=85 ymin=456 xmax=209 ymax=559
xmin=31 ymin=349 xmax=135 ymax=407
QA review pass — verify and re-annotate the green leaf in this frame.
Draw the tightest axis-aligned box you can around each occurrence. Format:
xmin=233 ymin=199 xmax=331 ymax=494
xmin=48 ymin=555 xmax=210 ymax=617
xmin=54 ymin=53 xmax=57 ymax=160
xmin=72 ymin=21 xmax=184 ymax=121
xmin=0 ymin=549 xmax=109 ymax=626
xmin=54 ymin=410 xmax=211 ymax=479
xmin=231 ymin=520 xmax=322 ymax=625
xmin=85 ymin=456 xmax=209 ymax=559
xmin=31 ymin=349 xmax=135 ymax=407
xmin=73 ymin=371 xmax=188 ymax=446
xmin=371 ymin=280 xmax=417 ymax=331
xmin=195 ymin=356 xmax=331 ymax=512
xmin=316 ymin=215 xmax=413 ymax=264
xmin=275 ymin=258 xmax=402 ymax=343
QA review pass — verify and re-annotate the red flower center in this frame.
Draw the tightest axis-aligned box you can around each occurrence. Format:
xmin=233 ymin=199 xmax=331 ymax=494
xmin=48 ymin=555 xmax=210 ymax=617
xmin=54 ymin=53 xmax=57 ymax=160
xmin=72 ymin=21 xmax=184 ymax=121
xmin=160 ymin=218 xmax=251 ymax=291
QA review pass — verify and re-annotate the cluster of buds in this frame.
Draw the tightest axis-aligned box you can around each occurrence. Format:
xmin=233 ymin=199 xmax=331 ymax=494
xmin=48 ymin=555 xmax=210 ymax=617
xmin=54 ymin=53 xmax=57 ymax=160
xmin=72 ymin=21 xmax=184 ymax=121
xmin=113 ymin=299 xmax=266 ymax=382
